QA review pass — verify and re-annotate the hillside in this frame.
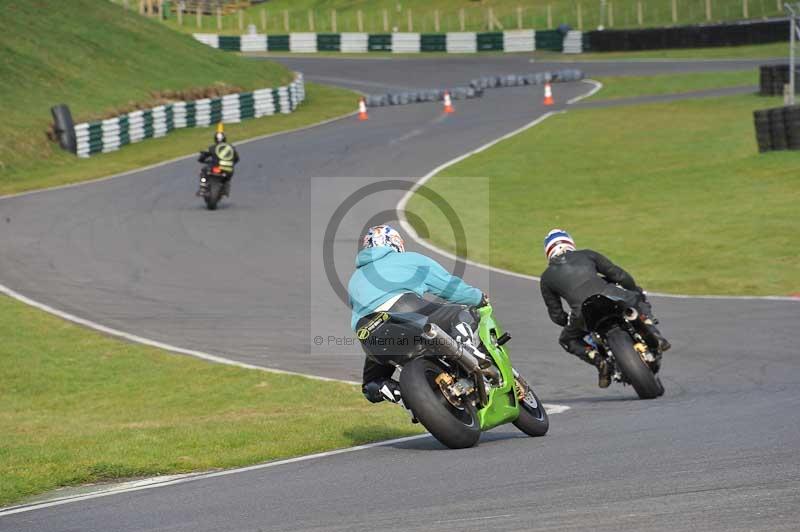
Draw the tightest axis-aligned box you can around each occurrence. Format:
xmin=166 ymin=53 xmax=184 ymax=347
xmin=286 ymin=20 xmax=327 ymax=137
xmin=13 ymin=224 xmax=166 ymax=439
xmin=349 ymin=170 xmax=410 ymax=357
xmin=0 ymin=0 xmax=292 ymax=184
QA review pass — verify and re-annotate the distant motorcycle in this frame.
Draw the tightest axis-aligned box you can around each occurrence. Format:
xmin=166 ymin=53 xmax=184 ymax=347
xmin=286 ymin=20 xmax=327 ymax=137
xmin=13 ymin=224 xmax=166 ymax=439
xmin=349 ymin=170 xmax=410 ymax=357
xmin=581 ymin=293 xmax=666 ymax=399
xmin=197 ymin=161 xmax=230 ymax=211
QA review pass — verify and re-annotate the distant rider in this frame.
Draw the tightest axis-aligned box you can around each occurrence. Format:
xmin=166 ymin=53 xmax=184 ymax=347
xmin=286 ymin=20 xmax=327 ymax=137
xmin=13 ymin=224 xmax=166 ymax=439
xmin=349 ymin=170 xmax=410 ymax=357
xmin=197 ymin=130 xmax=239 ymax=197
xmin=348 ymin=224 xmax=488 ymax=404
xmin=539 ymin=229 xmax=670 ymax=388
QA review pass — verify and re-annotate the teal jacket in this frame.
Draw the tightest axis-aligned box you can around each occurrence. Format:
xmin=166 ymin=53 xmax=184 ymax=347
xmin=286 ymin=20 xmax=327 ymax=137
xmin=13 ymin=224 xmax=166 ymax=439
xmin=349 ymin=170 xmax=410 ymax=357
xmin=348 ymin=247 xmax=483 ymax=330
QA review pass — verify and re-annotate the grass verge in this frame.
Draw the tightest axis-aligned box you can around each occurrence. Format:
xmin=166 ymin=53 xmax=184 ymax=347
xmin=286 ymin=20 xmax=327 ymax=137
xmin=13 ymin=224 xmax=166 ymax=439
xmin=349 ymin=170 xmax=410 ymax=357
xmin=0 ymin=294 xmax=421 ymax=507
xmin=406 ymin=89 xmax=799 ymax=296
xmin=557 ymin=41 xmax=790 ymax=60
xmin=0 ymin=82 xmax=356 ymax=196
xmin=0 ymin=0 xmax=356 ymax=196
xmin=590 ymin=70 xmax=757 ymax=100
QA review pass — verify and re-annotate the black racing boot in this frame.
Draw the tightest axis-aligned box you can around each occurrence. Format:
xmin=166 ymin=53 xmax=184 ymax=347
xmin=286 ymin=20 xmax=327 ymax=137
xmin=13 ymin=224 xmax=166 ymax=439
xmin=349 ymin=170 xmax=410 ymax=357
xmin=362 ymin=379 xmax=402 ymax=404
xmin=644 ymin=319 xmax=671 ymax=353
xmin=581 ymin=347 xmax=610 ymax=388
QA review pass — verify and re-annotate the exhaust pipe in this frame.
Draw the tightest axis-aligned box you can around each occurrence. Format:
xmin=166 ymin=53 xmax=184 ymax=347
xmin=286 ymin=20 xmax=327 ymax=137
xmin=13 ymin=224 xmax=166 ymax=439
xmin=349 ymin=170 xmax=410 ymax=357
xmin=624 ymin=307 xmax=639 ymax=321
xmin=422 ymin=323 xmax=499 ymax=382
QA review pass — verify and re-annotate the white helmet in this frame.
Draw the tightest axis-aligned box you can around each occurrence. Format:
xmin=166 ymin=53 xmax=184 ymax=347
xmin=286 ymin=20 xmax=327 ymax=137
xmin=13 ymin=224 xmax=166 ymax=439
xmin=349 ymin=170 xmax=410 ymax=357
xmin=362 ymin=224 xmax=405 ymax=253
xmin=544 ymin=228 xmax=576 ymax=260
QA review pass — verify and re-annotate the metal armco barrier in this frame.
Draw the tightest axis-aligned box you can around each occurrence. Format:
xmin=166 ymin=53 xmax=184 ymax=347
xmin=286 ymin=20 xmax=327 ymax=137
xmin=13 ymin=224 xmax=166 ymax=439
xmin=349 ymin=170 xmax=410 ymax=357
xmin=760 ymin=64 xmax=800 ymax=96
xmin=584 ymin=18 xmax=789 ymax=52
xmin=753 ymin=105 xmax=800 ymax=152
xmin=71 ymin=74 xmax=305 ymax=158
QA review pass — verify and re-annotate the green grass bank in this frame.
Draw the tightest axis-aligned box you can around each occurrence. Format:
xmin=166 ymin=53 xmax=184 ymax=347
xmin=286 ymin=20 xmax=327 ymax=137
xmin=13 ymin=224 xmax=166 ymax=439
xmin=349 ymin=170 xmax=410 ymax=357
xmin=0 ymin=294 xmax=421 ymax=507
xmin=0 ymin=0 xmax=356 ymax=195
xmin=407 ymin=84 xmax=799 ymax=296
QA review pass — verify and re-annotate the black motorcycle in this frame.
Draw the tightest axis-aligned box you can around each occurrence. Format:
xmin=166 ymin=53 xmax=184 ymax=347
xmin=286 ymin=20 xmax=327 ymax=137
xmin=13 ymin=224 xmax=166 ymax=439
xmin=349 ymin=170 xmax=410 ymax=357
xmin=581 ymin=293 xmax=665 ymax=399
xmin=197 ymin=163 xmax=230 ymax=211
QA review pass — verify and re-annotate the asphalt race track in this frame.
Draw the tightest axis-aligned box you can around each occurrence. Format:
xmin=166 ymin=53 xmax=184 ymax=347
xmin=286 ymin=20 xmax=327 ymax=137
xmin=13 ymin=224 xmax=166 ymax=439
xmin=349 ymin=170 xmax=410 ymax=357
xmin=1 ymin=56 xmax=799 ymax=531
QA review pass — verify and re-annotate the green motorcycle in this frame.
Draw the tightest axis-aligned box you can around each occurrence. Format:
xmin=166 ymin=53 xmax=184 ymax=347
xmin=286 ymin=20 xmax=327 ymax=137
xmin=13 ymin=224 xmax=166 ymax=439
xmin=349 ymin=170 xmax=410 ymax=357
xmin=397 ymin=304 xmax=549 ymax=449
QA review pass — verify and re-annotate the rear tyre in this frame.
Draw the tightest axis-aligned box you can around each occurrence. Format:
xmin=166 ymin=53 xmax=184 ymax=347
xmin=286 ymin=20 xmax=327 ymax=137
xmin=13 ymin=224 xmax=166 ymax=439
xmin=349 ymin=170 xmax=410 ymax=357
xmin=512 ymin=382 xmax=549 ymax=437
xmin=204 ymin=180 xmax=223 ymax=210
xmin=399 ymin=358 xmax=481 ymax=449
xmin=607 ymin=327 xmax=663 ymax=400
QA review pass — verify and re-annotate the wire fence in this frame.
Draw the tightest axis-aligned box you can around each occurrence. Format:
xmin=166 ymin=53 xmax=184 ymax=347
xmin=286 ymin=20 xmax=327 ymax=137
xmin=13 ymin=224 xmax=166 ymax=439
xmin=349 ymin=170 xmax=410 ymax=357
xmin=115 ymin=0 xmax=786 ymax=34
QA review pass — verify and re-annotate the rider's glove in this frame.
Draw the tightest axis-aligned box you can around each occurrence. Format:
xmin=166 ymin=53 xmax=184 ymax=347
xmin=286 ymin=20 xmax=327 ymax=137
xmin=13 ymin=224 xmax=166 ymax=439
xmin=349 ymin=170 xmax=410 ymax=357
xmin=478 ymin=293 xmax=490 ymax=308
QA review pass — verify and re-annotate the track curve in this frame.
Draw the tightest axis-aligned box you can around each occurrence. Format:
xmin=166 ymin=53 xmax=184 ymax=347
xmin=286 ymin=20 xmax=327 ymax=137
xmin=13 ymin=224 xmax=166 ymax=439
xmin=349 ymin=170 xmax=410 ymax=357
xmin=1 ymin=56 xmax=798 ymax=531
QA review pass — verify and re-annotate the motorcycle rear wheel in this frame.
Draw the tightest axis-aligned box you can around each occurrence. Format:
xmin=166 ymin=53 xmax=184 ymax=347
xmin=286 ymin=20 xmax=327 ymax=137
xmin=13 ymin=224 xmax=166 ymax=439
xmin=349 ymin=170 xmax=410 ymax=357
xmin=204 ymin=180 xmax=223 ymax=210
xmin=607 ymin=327 xmax=664 ymax=400
xmin=399 ymin=358 xmax=481 ymax=449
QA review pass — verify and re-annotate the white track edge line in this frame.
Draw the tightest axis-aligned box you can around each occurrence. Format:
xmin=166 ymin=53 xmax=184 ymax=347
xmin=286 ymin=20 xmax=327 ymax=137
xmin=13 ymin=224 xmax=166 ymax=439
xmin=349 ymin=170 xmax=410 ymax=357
xmin=567 ymin=79 xmax=603 ymax=104
xmin=0 ymin=283 xmax=357 ymax=385
xmin=396 ymin=96 xmax=799 ymax=303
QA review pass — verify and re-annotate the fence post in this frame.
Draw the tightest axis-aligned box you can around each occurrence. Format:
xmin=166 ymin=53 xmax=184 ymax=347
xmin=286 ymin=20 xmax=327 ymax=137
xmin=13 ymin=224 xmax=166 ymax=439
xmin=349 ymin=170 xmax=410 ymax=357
xmin=547 ymin=4 xmax=553 ymax=28
xmin=196 ymin=6 xmax=201 ymax=28
xmin=435 ymin=9 xmax=440 ymax=32
xmin=358 ymin=10 xmax=364 ymax=32
xmin=517 ymin=6 xmax=523 ymax=29
xmin=139 ymin=0 xmax=145 ymax=15
xmin=261 ymin=9 xmax=267 ymax=31
xmin=123 ymin=0 xmax=128 ymax=9
xmin=608 ymin=1 xmax=614 ymax=26
xmin=177 ymin=2 xmax=182 ymax=25
xmin=459 ymin=8 xmax=465 ymax=30
xmin=672 ymin=0 xmax=678 ymax=22
xmin=637 ymin=1 xmax=643 ymax=25
xmin=284 ymin=9 xmax=289 ymax=32
xmin=706 ymin=0 xmax=712 ymax=21
xmin=743 ymin=0 xmax=748 ymax=18
xmin=217 ymin=7 xmax=221 ymax=30
xmin=383 ymin=8 xmax=389 ymax=31
xmin=239 ymin=9 xmax=244 ymax=31
xmin=308 ymin=9 xmax=314 ymax=31
xmin=145 ymin=0 xmax=152 ymax=16
xmin=577 ymin=3 xmax=583 ymax=29
xmin=331 ymin=9 xmax=337 ymax=32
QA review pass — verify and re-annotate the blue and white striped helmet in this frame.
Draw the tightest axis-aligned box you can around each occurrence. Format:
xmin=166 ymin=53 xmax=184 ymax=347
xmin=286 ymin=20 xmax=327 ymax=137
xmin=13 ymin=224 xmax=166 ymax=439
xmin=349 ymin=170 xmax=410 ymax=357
xmin=544 ymin=228 xmax=576 ymax=259
xmin=362 ymin=224 xmax=405 ymax=253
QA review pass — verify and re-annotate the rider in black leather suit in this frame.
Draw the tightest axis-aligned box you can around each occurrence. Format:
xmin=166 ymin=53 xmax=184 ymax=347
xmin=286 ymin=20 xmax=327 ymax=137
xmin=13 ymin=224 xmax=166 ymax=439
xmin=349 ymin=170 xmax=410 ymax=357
xmin=540 ymin=229 xmax=670 ymax=387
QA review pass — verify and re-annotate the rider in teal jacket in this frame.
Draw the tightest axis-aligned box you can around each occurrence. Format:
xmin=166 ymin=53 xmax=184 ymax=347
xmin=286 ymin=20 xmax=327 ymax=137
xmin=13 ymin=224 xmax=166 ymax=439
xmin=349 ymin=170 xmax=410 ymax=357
xmin=349 ymin=246 xmax=482 ymax=330
xmin=348 ymin=225 xmax=485 ymax=404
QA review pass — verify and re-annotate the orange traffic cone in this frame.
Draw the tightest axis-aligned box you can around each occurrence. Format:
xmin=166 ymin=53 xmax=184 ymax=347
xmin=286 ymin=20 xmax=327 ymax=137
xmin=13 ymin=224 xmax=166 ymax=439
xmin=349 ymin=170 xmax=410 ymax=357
xmin=358 ymin=97 xmax=368 ymax=121
xmin=443 ymin=91 xmax=454 ymax=114
xmin=543 ymin=83 xmax=554 ymax=106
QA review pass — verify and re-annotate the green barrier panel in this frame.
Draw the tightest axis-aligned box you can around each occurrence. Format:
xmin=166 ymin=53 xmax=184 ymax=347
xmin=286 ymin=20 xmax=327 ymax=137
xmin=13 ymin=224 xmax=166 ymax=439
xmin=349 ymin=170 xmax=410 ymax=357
xmin=317 ymin=33 xmax=341 ymax=51
xmin=477 ymin=32 xmax=504 ymax=51
xmin=368 ymin=34 xmax=392 ymax=51
xmin=165 ymin=106 xmax=174 ymax=131
xmin=209 ymin=98 xmax=222 ymax=119
xmin=219 ymin=35 xmax=241 ymax=51
xmin=118 ymin=116 xmax=130 ymax=145
xmin=185 ymin=102 xmax=196 ymax=128
xmin=88 ymin=140 xmax=104 ymax=155
xmin=421 ymin=33 xmax=446 ymax=52
xmin=268 ymin=35 xmax=290 ymax=51
xmin=142 ymin=110 xmax=153 ymax=138
xmin=272 ymin=89 xmax=281 ymax=113
xmin=535 ymin=30 xmax=563 ymax=51
xmin=239 ymin=92 xmax=254 ymax=109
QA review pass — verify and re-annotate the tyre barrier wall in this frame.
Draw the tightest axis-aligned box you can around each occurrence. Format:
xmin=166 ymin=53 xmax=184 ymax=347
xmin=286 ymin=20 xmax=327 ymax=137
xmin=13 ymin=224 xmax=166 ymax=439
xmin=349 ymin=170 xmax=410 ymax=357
xmin=753 ymin=105 xmax=800 ymax=152
xmin=362 ymin=69 xmax=584 ymax=108
xmin=584 ymin=18 xmax=789 ymax=52
xmin=759 ymin=64 xmax=800 ymax=96
xmin=71 ymin=74 xmax=305 ymax=158
xmin=193 ymin=30 xmax=570 ymax=53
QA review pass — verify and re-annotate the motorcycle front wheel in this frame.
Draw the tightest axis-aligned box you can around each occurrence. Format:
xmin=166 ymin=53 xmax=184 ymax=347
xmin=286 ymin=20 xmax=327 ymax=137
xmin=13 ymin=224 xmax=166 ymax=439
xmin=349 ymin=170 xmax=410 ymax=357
xmin=399 ymin=358 xmax=480 ymax=449
xmin=512 ymin=379 xmax=549 ymax=437
xmin=607 ymin=327 xmax=664 ymax=400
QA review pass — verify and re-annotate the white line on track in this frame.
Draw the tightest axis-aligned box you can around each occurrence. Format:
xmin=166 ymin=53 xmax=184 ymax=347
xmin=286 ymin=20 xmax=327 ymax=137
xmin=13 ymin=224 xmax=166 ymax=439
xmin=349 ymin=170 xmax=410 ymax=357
xmin=567 ymin=79 xmax=603 ymax=104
